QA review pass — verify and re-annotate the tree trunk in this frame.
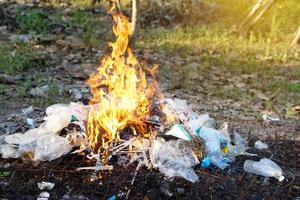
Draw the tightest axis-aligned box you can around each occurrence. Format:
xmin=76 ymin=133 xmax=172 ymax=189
xmin=115 ymin=0 xmax=121 ymax=13
xmin=238 ymin=0 xmax=276 ymax=34
xmin=129 ymin=0 xmax=140 ymax=48
xmin=291 ymin=26 xmax=300 ymax=47
xmin=238 ymin=0 xmax=264 ymax=33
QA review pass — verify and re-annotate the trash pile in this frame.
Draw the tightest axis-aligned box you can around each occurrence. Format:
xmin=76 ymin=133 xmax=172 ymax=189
xmin=0 ymin=102 xmax=88 ymax=161
xmin=0 ymin=98 xmax=285 ymax=183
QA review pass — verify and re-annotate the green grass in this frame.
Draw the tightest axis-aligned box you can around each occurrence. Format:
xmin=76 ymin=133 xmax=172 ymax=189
xmin=139 ymin=25 xmax=298 ymax=65
xmin=0 ymin=42 xmax=41 ymax=74
xmin=15 ymin=9 xmax=50 ymax=34
xmin=68 ymin=10 xmax=111 ymax=48
xmin=0 ymin=84 xmax=5 ymax=94
xmin=0 ymin=171 xmax=11 ymax=177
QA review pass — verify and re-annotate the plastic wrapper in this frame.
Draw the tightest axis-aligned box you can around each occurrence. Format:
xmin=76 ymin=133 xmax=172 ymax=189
xmin=38 ymin=182 xmax=55 ymax=190
xmin=150 ymin=138 xmax=199 ymax=183
xmin=196 ymin=126 xmax=226 ymax=153
xmin=37 ymin=192 xmax=50 ymax=200
xmin=165 ymin=124 xmax=192 ymax=141
xmin=195 ymin=126 xmax=230 ymax=169
xmin=243 ymin=158 xmax=284 ymax=181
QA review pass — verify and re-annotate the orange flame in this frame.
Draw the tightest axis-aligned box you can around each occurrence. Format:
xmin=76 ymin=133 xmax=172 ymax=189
xmin=87 ymin=11 xmax=157 ymax=151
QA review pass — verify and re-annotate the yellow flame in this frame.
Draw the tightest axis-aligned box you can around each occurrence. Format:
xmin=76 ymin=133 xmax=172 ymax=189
xmin=87 ymin=12 xmax=157 ymax=151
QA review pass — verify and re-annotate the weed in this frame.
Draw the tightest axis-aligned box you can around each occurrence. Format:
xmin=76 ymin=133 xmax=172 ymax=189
xmin=0 ymin=83 xmax=4 ymax=91
xmin=15 ymin=9 xmax=50 ymax=34
xmin=268 ymin=81 xmax=300 ymax=93
xmin=0 ymin=171 xmax=11 ymax=177
xmin=71 ymin=10 xmax=93 ymax=29
xmin=286 ymin=105 xmax=298 ymax=119
xmin=70 ymin=10 xmax=109 ymax=48
xmin=0 ymin=42 xmax=40 ymax=74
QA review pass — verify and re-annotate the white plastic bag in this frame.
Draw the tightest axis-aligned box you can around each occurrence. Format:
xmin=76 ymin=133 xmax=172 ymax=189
xmin=42 ymin=107 xmax=72 ymax=134
xmin=34 ymin=134 xmax=72 ymax=161
xmin=0 ymin=144 xmax=22 ymax=158
xmin=150 ymin=138 xmax=199 ymax=183
xmin=243 ymin=158 xmax=284 ymax=181
xmin=45 ymin=102 xmax=89 ymax=122
xmin=5 ymin=128 xmax=47 ymax=145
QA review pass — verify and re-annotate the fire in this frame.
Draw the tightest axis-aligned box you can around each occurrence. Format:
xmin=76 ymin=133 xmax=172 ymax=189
xmin=87 ymin=10 xmax=157 ymax=151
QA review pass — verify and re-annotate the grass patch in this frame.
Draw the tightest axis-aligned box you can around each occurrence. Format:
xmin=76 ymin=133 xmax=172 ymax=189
xmin=0 ymin=84 xmax=5 ymax=94
xmin=0 ymin=171 xmax=11 ymax=177
xmin=211 ymin=86 xmax=243 ymax=101
xmin=267 ymin=81 xmax=300 ymax=93
xmin=139 ymin=25 xmax=299 ymax=74
xmin=15 ymin=9 xmax=50 ymax=34
xmin=69 ymin=10 xmax=110 ymax=48
xmin=0 ymin=42 xmax=41 ymax=74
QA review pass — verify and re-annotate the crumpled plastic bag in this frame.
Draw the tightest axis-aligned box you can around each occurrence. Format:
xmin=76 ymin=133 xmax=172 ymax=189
xmin=2 ymin=130 xmax=72 ymax=161
xmin=46 ymin=102 xmax=89 ymax=122
xmin=0 ymin=144 xmax=22 ymax=158
xmin=43 ymin=102 xmax=89 ymax=134
xmin=195 ymin=126 xmax=230 ymax=169
xmin=34 ymin=134 xmax=72 ymax=161
xmin=185 ymin=115 xmax=248 ymax=169
xmin=244 ymin=158 xmax=284 ymax=181
xmin=150 ymin=138 xmax=199 ymax=183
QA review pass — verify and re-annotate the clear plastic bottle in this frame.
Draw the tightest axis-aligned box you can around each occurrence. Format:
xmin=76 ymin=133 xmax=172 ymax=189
xmin=243 ymin=158 xmax=284 ymax=181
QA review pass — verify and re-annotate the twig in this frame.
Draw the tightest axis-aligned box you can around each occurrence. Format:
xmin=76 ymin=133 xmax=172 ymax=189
xmin=110 ymin=138 xmax=137 ymax=152
xmin=77 ymin=166 xmax=113 ymax=171
xmin=125 ymin=162 xmax=142 ymax=199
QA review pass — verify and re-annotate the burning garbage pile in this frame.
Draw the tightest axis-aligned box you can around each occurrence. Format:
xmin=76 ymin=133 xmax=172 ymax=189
xmin=0 ymin=8 xmax=285 ymax=185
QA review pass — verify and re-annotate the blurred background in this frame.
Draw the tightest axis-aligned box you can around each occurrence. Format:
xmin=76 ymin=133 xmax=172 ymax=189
xmin=0 ymin=0 xmax=299 ymax=120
